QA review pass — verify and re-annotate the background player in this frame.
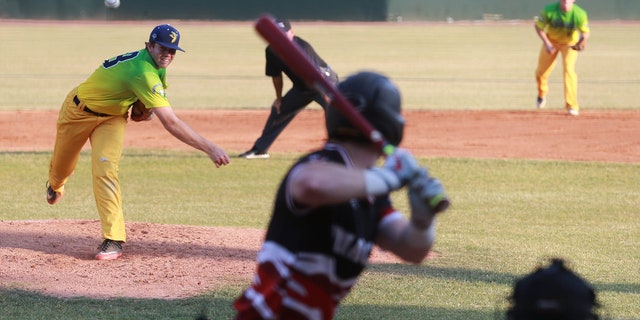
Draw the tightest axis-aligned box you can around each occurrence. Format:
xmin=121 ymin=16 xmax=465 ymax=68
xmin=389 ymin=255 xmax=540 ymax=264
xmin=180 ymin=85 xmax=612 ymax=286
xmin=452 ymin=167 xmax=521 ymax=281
xmin=233 ymin=72 xmax=446 ymax=319
xmin=46 ymin=24 xmax=230 ymax=260
xmin=238 ymin=18 xmax=338 ymax=159
xmin=534 ymin=0 xmax=590 ymax=116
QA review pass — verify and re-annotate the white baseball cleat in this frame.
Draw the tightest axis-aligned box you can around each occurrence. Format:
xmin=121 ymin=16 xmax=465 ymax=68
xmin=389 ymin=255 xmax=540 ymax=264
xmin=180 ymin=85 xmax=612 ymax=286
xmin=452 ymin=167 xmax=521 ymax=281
xmin=238 ymin=149 xmax=270 ymax=159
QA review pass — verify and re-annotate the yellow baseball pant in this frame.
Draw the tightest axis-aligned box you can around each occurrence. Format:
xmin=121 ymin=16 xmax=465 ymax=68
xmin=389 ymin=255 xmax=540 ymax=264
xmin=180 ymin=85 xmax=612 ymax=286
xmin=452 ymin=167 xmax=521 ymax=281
xmin=535 ymin=42 xmax=579 ymax=111
xmin=48 ymin=87 xmax=128 ymax=242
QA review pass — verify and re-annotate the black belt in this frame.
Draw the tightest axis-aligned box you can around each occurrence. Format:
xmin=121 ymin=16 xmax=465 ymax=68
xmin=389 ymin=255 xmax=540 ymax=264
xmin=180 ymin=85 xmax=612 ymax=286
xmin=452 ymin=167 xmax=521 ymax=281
xmin=73 ymin=95 xmax=111 ymax=117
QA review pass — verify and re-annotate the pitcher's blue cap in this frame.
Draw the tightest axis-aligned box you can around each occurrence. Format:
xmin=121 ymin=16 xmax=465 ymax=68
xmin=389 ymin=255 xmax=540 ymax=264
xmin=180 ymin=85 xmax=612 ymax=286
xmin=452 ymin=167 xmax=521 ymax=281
xmin=149 ymin=24 xmax=185 ymax=52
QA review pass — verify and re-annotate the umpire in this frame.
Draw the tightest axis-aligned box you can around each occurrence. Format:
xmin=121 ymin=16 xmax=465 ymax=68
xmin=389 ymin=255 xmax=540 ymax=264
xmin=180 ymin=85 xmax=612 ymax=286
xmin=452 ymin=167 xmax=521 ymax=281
xmin=238 ymin=18 xmax=338 ymax=159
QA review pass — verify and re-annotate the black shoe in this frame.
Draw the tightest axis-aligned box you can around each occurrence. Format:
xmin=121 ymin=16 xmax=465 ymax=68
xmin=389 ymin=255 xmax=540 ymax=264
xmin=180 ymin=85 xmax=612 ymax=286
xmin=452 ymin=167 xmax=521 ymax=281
xmin=238 ymin=149 xmax=270 ymax=159
xmin=46 ymin=181 xmax=64 ymax=205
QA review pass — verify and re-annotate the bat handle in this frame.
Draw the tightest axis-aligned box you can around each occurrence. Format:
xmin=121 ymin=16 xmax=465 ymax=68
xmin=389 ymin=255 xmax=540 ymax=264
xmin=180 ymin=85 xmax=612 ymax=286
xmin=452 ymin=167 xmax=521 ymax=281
xmin=429 ymin=195 xmax=451 ymax=214
xmin=418 ymin=175 xmax=451 ymax=214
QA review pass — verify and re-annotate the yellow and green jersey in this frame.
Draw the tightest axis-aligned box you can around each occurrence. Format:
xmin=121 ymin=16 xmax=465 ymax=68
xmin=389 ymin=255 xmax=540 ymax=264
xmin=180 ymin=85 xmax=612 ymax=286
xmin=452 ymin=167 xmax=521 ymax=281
xmin=536 ymin=2 xmax=589 ymax=45
xmin=77 ymin=49 xmax=170 ymax=115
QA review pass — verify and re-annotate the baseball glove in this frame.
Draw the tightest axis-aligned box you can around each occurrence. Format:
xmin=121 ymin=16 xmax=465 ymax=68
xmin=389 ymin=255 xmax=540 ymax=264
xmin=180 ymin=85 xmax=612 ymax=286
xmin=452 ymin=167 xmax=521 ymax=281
xmin=570 ymin=42 xmax=585 ymax=51
xmin=129 ymin=100 xmax=154 ymax=122
xmin=570 ymin=36 xmax=586 ymax=51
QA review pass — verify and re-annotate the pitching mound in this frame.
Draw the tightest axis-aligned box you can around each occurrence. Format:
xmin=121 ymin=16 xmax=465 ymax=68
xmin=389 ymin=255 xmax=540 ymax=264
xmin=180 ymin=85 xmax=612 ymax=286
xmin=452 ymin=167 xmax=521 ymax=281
xmin=0 ymin=220 xmax=402 ymax=299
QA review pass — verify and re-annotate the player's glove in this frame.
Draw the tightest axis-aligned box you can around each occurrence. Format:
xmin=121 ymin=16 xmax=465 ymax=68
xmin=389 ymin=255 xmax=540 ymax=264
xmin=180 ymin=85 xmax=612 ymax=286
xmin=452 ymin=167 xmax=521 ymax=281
xmin=570 ymin=42 xmax=585 ymax=51
xmin=129 ymin=100 xmax=155 ymax=122
xmin=408 ymin=168 xmax=450 ymax=228
xmin=570 ymin=36 xmax=586 ymax=51
xmin=364 ymin=148 xmax=420 ymax=195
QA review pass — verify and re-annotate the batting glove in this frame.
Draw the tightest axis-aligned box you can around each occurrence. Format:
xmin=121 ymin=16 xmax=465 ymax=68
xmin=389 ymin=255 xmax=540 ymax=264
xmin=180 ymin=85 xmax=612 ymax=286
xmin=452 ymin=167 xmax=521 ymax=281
xmin=364 ymin=148 xmax=420 ymax=195
xmin=408 ymin=169 xmax=450 ymax=227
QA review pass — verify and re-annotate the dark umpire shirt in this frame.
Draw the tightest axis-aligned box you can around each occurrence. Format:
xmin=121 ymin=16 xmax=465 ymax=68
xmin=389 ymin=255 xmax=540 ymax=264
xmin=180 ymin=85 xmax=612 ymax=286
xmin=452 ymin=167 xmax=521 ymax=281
xmin=265 ymin=36 xmax=336 ymax=89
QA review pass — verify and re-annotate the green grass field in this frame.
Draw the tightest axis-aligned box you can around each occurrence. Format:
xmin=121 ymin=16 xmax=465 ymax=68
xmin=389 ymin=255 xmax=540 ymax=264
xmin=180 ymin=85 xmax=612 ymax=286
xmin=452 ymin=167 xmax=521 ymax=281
xmin=1 ymin=21 xmax=639 ymax=111
xmin=1 ymin=20 xmax=639 ymax=320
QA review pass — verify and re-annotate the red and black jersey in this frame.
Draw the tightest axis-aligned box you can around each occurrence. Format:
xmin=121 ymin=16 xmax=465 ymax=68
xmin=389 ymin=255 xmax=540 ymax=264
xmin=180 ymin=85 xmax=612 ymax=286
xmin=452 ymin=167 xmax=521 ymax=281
xmin=234 ymin=143 xmax=400 ymax=320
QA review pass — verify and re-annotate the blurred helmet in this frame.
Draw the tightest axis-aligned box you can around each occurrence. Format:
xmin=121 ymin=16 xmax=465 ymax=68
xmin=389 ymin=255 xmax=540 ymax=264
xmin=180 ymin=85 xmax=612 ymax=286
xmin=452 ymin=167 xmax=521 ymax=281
xmin=326 ymin=71 xmax=404 ymax=146
xmin=507 ymin=258 xmax=599 ymax=320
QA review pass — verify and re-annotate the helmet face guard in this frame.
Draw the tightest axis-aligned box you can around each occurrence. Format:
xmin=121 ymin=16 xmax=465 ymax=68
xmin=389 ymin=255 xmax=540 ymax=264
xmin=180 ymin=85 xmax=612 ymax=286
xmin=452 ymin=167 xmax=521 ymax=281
xmin=327 ymin=71 xmax=404 ymax=146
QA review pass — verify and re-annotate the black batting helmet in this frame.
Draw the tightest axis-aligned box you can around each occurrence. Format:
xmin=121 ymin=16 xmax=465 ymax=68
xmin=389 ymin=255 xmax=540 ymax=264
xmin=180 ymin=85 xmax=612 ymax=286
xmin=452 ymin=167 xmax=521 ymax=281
xmin=326 ymin=71 xmax=404 ymax=146
xmin=506 ymin=258 xmax=599 ymax=320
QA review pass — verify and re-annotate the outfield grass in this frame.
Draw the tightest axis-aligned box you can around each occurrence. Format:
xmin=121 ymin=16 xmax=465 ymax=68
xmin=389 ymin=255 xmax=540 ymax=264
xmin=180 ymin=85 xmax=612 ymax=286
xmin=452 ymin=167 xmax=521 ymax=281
xmin=1 ymin=21 xmax=639 ymax=110
xmin=1 ymin=151 xmax=638 ymax=319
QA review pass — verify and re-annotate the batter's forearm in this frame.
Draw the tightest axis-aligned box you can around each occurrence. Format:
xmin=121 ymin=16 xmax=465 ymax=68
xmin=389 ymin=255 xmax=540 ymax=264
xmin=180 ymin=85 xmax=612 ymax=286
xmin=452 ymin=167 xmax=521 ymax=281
xmin=377 ymin=217 xmax=435 ymax=264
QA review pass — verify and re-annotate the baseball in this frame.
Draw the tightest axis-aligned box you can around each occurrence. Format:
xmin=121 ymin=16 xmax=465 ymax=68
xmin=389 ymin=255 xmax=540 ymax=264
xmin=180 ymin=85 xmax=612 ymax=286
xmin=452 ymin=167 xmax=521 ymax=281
xmin=104 ymin=0 xmax=120 ymax=9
